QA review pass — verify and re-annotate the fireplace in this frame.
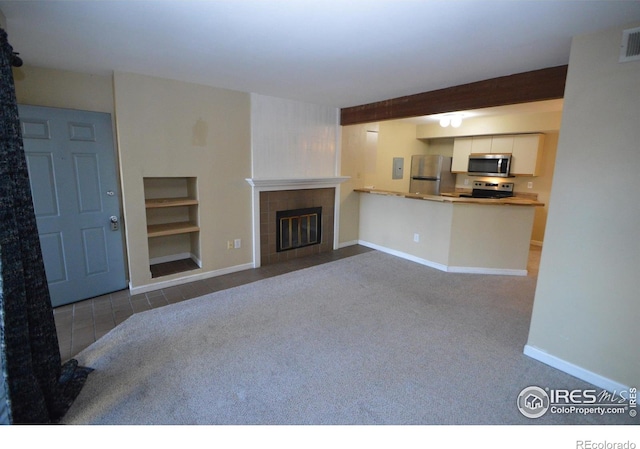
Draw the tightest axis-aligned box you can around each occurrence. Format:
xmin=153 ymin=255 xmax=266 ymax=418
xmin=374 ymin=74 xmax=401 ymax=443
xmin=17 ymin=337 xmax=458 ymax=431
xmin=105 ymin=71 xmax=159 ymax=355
xmin=259 ymin=188 xmax=335 ymax=265
xmin=276 ymin=207 xmax=322 ymax=252
xmin=246 ymin=177 xmax=348 ymax=267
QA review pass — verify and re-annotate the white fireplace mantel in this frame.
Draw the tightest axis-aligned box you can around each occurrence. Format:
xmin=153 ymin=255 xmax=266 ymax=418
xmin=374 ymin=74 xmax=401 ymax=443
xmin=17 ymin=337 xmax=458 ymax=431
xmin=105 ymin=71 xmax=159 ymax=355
xmin=246 ymin=177 xmax=350 ymax=191
xmin=246 ymin=176 xmax=350 ymax=267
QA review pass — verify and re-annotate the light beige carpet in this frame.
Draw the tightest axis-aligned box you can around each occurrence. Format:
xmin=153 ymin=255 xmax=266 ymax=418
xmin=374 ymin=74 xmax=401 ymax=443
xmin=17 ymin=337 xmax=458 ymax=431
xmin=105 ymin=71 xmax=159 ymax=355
xmin=61 ymin=251 xmax=636 ymax=425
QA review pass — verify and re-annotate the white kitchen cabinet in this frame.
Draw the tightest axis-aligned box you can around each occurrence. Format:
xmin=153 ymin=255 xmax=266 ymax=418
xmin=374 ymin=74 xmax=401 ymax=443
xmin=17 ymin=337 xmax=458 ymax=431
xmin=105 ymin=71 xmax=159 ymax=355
xmin=490 ymin=135 xmax=514 ymax=154
xmin=471 ymin=136 xmax=492 ymax=153
xmin=451 ymin=137 xmax=473 ymax=172
xmin=452 ymin=136 xmax=495 ymax=172
xmin=510 ymin=134 xmax=545 ymax=176
xmin=452 ymin=133 xmax=544 ymax=176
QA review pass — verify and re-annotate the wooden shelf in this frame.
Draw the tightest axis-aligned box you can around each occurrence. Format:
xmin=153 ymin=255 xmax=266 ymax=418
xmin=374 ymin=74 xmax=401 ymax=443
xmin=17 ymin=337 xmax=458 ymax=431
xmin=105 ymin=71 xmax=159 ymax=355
xmin=144 ymin=178 xmax=200 ymax=277
xmin=145 ymin=197 xmax=199 ymax=208
xmin=147 ymin=222 xmax=200 ymax=238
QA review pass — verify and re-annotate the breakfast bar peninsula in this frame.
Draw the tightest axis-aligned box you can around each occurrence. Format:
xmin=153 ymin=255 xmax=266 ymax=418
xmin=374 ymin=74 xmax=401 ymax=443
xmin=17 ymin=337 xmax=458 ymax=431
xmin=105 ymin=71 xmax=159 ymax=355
xmin=355 ymin=188 xmax=544 ymax=275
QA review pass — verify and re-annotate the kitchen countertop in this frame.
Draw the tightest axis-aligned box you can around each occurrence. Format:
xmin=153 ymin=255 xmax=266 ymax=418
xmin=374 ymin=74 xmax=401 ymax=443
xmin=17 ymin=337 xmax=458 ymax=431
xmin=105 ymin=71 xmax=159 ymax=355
xmin=354 ymin=188 xmax=544 ymax=207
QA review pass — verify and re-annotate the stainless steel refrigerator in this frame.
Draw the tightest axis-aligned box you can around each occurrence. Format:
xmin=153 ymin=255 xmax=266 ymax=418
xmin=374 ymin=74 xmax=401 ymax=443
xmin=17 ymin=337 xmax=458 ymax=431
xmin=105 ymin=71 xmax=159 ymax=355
xmin=409 ymin=155 xmax=455 ymax=195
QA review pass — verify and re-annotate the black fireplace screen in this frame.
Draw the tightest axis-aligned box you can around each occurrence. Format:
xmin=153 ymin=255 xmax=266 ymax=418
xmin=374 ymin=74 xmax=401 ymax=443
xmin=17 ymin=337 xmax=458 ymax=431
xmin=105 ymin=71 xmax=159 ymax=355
xmin=276 ymin=207 xmax=322 ymax=252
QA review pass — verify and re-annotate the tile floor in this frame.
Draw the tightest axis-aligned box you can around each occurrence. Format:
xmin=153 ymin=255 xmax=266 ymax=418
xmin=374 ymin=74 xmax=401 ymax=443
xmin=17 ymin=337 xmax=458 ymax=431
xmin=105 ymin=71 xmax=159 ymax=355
xmin=53 ymin=244 xmax=542 ymax=362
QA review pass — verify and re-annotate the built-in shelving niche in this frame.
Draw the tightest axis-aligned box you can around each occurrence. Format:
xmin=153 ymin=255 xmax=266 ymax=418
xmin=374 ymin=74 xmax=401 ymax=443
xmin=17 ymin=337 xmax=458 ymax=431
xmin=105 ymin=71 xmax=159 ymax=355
xmin=144 ymin=177 xmax=200 ymax=278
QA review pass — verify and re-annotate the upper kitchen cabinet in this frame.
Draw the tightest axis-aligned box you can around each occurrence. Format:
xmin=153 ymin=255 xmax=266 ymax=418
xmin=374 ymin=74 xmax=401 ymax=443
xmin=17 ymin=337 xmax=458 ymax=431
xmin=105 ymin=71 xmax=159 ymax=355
xmin=452 ymin=136 xmax=491 ymax=172
xmin=451 ymin=133 xmax=545 ymax=176
xmin=451 ymin=137 xmax=472 ymax=172
xmin=490 ymin=135 xmax=514 ymax=154
xmin=470 ymin=136 xmax=492 ymax=153
xmin=510 ymin=134 xmax=545 ymax=176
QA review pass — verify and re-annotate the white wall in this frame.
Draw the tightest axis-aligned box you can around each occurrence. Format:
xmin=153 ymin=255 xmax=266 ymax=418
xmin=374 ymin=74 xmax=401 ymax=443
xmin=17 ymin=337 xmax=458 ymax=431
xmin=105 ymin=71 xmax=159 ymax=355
xmin=525 ymin=22 xmax=640 ymax=390
xmin=250 ymin=93 xmax=339 ymax=179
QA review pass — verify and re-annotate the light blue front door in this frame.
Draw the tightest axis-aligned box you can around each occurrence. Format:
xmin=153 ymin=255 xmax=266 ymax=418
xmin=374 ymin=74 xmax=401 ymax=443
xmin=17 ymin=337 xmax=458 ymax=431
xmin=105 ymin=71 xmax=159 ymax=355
xmin=19 ymin=105 xmax=127 ymax=307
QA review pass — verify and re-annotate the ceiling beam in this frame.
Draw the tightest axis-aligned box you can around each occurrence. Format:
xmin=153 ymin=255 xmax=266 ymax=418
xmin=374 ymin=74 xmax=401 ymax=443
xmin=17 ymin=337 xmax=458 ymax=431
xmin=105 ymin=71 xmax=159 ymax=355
xmin=340 ymin=65 xmax=568 ymax=126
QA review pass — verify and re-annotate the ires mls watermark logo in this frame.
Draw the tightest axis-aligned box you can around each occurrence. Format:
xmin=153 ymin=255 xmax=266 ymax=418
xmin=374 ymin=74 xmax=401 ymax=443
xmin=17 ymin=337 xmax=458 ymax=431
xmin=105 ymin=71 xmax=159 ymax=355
xmin=517 ymin=386 xmax=550 ymax=418
xmin=517 ymin=385 xmax=637 ymax=419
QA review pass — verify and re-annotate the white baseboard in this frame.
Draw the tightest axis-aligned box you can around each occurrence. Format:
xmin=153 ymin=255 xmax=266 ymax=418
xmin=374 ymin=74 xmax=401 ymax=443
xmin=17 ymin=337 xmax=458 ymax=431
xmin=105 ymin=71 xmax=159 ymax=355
xmin=358 ymin=241 xmax=449 ymax=271
xmin=129 ymin=262 xmax=254 ymax=296
xmin=191 ymin=253 xmax=203 ymax=268
xmin=447 ymin=266 xmax=528 ymax=276
xmin=358 ymin=240 xmax=527 ymax=276
xmin=523 ymin=344 xmax=631 ymax=393
xmin=337 ymin=240 xmax=359 ymax=249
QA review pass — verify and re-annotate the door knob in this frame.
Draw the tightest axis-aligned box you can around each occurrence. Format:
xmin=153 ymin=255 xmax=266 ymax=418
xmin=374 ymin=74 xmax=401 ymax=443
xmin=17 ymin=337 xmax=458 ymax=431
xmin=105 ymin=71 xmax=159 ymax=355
xmin=110 ymin=216 xmax=119 ymax=231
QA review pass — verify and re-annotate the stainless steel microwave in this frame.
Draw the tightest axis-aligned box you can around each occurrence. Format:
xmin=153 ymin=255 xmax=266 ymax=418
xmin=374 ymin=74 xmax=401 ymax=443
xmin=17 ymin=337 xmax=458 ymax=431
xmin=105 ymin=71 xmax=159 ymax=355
xmin=467 ymin=153 xmax=512 ymax=177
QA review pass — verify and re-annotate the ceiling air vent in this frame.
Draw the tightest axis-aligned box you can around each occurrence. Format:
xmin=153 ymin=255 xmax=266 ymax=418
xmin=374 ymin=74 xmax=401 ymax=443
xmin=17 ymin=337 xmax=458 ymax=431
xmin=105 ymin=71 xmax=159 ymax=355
xmin=619 ymin=26 xmax=640 ymax=63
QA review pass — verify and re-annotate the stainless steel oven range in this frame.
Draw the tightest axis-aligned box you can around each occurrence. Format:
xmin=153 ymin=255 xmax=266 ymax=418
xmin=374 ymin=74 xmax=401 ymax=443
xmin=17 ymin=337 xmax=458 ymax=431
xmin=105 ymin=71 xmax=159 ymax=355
xmin=459 ymin=181 xmax=515 ymax=198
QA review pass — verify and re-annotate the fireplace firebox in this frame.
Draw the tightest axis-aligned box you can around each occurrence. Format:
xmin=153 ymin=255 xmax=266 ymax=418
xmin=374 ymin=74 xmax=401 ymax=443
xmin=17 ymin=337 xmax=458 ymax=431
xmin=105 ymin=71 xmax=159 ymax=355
xmin=258 ymin=187 xmax=335 ymax=265
xmin=276 ymin=207 xmax=322 ymax=252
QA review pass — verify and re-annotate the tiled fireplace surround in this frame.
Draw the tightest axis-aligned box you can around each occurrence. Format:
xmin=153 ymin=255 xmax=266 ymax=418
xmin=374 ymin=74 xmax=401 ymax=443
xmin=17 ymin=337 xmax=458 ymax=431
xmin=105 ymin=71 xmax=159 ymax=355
xmin=260 ymin=188 xmax=335 ymax=265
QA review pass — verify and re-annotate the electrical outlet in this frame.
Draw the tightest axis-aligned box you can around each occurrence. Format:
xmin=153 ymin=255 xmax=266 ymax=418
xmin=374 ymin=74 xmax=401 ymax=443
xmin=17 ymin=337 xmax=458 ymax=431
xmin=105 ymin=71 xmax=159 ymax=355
xmin=413 ymin=233 xmax=420 ymax=243
xmin=227 ymin=240 xmax=234 ymax=249
xmin=234 ymin=238 xmax=241 ymax=249
xmin=527 ymin=182 xmax=533 ymax=189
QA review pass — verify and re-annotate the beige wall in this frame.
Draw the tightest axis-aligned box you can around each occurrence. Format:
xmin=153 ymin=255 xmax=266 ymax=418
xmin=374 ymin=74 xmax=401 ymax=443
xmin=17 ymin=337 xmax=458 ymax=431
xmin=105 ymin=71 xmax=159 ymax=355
xmin=526 ymin=131 xmax=557 ymax=244
xmin=13 ymin=65 xmax=114 ymax=114
xmin=13 ymin=65 xmax=344 ymax=292
xmin=339 ymin=121 xmax=429 ymax=245
xmin=526 ymin=22 xmax=640 ymax=389
xmin=14 ymin=67 xmax=254 ymax=292
xmin=364 ymin=121 xmax=430 ymax=192
xmin=113 ymin=72 xmax=252 ymax=291
xmin=357 ymin=193 xmax=534 ymax=273
xmin=448 ymin=203 xmax=534 ymax=270
xmin=338 ymin=123 xmax=369 ymax=245
xmin=415 ymin=110 xmax=563 ymax=139
xmin=358 ymin=194 xmax=453 ymax=266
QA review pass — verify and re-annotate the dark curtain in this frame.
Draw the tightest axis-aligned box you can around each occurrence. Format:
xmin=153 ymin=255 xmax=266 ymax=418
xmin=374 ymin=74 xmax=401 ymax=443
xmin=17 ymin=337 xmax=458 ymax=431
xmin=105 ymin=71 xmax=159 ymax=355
xmin=0 ymin=28 xmax=91 ymax=424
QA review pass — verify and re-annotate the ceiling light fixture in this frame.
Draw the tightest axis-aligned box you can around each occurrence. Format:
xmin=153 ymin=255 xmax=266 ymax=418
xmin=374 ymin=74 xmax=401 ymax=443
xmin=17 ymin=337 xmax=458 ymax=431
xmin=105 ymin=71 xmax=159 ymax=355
xmin=439 ymin=114 xmax=463 ymax=128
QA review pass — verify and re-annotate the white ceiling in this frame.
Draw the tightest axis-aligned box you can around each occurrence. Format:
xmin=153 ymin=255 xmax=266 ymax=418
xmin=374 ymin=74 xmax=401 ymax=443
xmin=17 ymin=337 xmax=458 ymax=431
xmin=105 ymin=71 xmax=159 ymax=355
xmin=1 ymin=1 xmax=640 ymax=110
